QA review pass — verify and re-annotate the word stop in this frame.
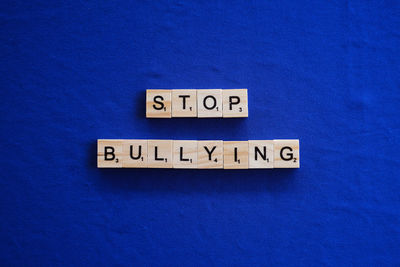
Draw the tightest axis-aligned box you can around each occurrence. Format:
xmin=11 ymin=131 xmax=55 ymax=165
xmin=146 ymin=89 xmax=248 ymax=118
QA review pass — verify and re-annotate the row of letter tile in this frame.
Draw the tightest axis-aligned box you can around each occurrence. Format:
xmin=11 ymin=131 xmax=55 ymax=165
xmin=97 ymin=139 xmax=299 ymax=169
xmin=146 ymin=89 xmax=248 ymax=118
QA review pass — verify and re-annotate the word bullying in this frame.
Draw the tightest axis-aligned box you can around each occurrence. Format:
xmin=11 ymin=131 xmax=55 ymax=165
xmin=98 ymin=139 xmax=299 ymax=169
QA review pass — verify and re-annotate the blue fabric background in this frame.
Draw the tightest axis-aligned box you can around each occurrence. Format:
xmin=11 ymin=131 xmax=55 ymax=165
xmin=1 ymin=0 xmax=399 ymax=266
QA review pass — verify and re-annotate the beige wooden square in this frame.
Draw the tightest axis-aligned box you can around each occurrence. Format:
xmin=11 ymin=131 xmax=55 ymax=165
xmin=197 ymin=89 xmax=223 ymax=117
xmin=97 ymin=139 xmax=123 ymax=168
xmin=223 ymin=141 xmax=249 ymax=169
xmin=146 ymin=89 xmax=172 ymax=118
xmin=197 ymin=140 xmax=223 ymax=169
xmin=172 ymin=90 xmax=197 ymax=117
xmin=147 ymin=140 xmax=173 ymax=168
xmin=222 ymin=89 xmax=248 ymax=118
xmin=273 ymin=139 xmax=300 ymax=168
xmin=248 ymin=140 xmax=274 ymax=169
xmin=173 ymin=140 xmax=198 ymax=168
xmin=122 ymin=140 xmax=148 ymax=168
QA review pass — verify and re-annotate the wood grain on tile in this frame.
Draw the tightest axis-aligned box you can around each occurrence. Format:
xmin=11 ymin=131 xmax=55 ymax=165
xmin=248 ymin=140 xmax=274 ymax=169
xmin=146 ymin=89 xmax=172 ymax=118
xmin=197 ymin=140 xmax=224 ymax=169
xmin=97 ymin=139 xmax=300 ymax=169
xmin=222 ymin=89 xmax=248 ymax=118
xmin=273 ymin=139 xmax=300 ymax=168
xmin=173 ymin=140 xmax=198 ymax=168
xmin=147 ymin=140 xmax=173 ymax=168
xmin=97 ymin=139 xmax=123 ymax=168
xmin=172 ymin=90 xmax=197 ymax=117
xmin=122 ymin=140 xmax=148 ymax=168
xmin=197 ymin=89 xmax=223 ymax=118
xmin=223 ymin=141 xmax=249 ymax=169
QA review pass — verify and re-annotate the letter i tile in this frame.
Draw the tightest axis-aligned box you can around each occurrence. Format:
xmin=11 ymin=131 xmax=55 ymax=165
xmin=223 ymin=141 xmax=249 ymax=169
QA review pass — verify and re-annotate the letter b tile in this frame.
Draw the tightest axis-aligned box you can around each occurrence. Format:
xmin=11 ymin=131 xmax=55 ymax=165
xmin=97 ymin=139 xmax=123 ymax=168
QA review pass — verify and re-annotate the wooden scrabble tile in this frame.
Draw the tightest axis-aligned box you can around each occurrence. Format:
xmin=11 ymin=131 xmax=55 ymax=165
xmin=273 ymin=139 xmax=300 ymax=168
xmin=222 ymin=89 xmax=248 ymax=118
xmin=146 ymin=89 xmax=172 ymax=118
xmin=147 ymin=140 xmax=173 ymax=168
xmin=197 ymin=89 xmax=223 ymax=118
xmin=173 ymin=140 xmax=198 ymax=168
xmin=248 ymin=140 xmax=274 ymax=169
xmin=122 ymin=140 xmax=148 ymax=168
xmin=97 ymin=139 xmax=123 ymax=168
xmin=223 ymin=141 xmax=249 ymax=169
xmin=197 ymin=140 xmax=224 ymax=169
xmin=172 ymin=90 xmax=197 ymax=117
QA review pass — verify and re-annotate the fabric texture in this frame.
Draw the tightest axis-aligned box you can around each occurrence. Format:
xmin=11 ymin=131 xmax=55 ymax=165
xmin=1 ymin=0 xmax=399 ymax=266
